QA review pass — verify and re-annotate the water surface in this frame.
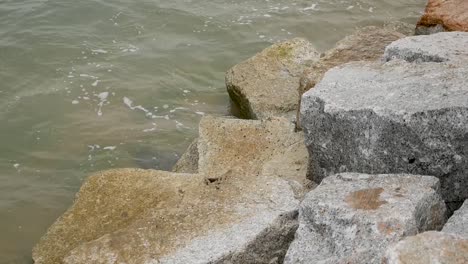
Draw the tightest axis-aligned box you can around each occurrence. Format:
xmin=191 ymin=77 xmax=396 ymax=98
xmin=0 ymin=0 xmax=426 ymax=262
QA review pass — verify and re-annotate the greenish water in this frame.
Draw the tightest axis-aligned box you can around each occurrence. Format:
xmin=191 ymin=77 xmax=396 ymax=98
xmin=0 ymin=0 xmax=425 ymax=263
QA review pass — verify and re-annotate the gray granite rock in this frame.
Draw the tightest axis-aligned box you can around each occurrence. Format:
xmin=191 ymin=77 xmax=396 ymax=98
xmin=383 ymin=231 xmax=468 ymax=264
xmin=300 ymin=60 xmax=468 ymax=202
xmin=226 ymin=38 xmax=319 ymax=119
xmin=172 ymin=138 xmax=199 ymax=173
xmin=443 ymin=200 xmax=468 ymax=238
xmin=284 ymin=173 xmax=446 ymax=264
xmin=384 ymin=32 xmax=468 ymax=63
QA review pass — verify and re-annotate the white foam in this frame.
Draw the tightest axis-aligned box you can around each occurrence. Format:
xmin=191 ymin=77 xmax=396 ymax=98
xmin=103 ymin=146 xmax=116 ymax=151
xmin=72 ymin=100 xmax=79 ymax=105
xmin=92 ymin=80 xmax=100 ymax=87
xmin=92 ymin=49 xmax=108 ymax=54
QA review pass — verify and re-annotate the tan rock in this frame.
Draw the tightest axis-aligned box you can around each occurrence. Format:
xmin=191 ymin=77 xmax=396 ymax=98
xmin=225 ymin=38 xmax=319 ymax=119
xmin=416 ymin=0 xmax=468 ymax=35
xmin=172 ymin=138 xmax=199 ymax=173
xmin=295 ymin=26 xmax=406 ymax=129
xmin=383 ymin=231 xmax=468 ymax=264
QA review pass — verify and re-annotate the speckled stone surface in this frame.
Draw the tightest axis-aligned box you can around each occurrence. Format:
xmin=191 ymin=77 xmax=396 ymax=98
xmin=443 ymin=200 xmax=468 ymax=238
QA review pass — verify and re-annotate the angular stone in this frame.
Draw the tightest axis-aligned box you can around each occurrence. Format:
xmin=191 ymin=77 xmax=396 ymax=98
xmin=284 ymin=173 xmax=446 ymax=264
xmin=384 ymin=32 xmax=468 ymax=63
xmin=172 ymin=138 xmax=199 ymax=173
xmin=33 ymin=168 xmax=300 ymax=264
xmin=383 ymin=231 xmax=468 ymax=264
xmin=198 ymin=116 xmax=311 ymax=197
xmin=300 ymin=60 xmax=468 ymax=202
xmin=296 ymin=26 xmax=406 ymax=129
xmin=226 ymin=38 xmax=319 ymax=119
xmin=416 ymin=0 xmax=468 ymax=34
xmin=443 ymin=200 xmax=468 ymax=238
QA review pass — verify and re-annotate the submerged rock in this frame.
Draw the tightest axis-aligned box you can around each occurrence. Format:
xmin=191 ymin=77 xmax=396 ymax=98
xmin=226 ymin=38 xmax=319 ymax=119
xmin=284 ymin=173 xmax=446 ymax=264
xmin=442 ymin=200 xmax=468 ymax=238
xmin=383 ymin=231 xmax=468 ymax=264
xmin=416 ymin=0 xmax=468 ymax=34
xmin=172 ymin=138 xmax=199 ymax=173
xmin=296 ymin=26 xmax=406 ymax=129
xmin=300 ymin=58 xmax=468 ymax=202
xmin=384 ymin=32 xmax=468 ymax=63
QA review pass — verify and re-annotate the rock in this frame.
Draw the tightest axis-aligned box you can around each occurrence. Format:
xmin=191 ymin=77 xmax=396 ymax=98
xmin=172 ymin=138 xmax=199 ymax=173
xmin=300 ymin=59 xmax=468 ymax=202
xmin=296 ymin=26 xmax=406 ymax=129
xmin=443 ymin=200 xmax=468 ymax=237
xmin=225 ymin=38 xmax=319 ymax=119
xmin=33 ymin=168 xmax=300 ymax=264
xmin=198 ymin=116 xmax=311 ymax=197
xmin=284 ymin=173 xmax=446 ymax=264
xmin=383 ymin=21 xmax=416 ymax=36
xmin=416 ymin=0 xmax=468 ymax=35
xmin=384 ymin=32 xmax=468 ymax=63
xmin=383 ymin=231 xmax=468 ymax=264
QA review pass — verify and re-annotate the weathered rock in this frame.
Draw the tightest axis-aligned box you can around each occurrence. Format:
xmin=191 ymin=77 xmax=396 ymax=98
xmin=226 ymin=38 xmax=319 ymax=119
xmin=416 ymin=0 xmax=468 ymax=35
xmin=296 ymin=26 xmax=406 ymax=129
xmin=300 ymin=59 xmax=468 ymax=202
xmin=443 ymin=200 xmax=468 ymax=237
xmin=384 ymin=32 xmax=468 ymax=63
xmin=198 ymin=116 xmax=311 ymax=197
xmin=383 ymin=231 xmax=468 ymax=264
xmin=172 ymin=138 xmax=199 ymax=173
xmin=284 ymin=173 xmax=446 ymax=264
xmin=33 ymin=168 xmax=300 ymax=264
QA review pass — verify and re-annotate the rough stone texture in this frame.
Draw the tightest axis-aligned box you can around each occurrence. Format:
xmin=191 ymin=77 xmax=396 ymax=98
xmin=443 ymin=200 xmax=468 ymax=237
xmin=300 ymin=59 xmax=468 ymax=202
xmin=198 ymin=116 xmax=312 ymax=197
xmin=172 ymin=138 xmax=199 ymax=173
xmin=295 ymin=26 xmax=406 ymax=129
xmin=384 ymin=32 xmax=468 ymax=63
xmin=33 ymin=168 xmax=300 ymax=264
xmin=416 ymin=0 xmax=468 ymax=34
xmin=383 ymin=231 xmax=468 ymax=264
xmin=225 ymin=38 xmax=319 ymax=119
xmin=284 ymin=173 xmax=447 ymax=264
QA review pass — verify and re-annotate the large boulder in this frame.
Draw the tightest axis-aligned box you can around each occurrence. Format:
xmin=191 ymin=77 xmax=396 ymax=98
xmin=383 ymin=231 xmax=468 ymax=264
xmin=442 ymin=200 xmax=468 ymax=238
xmin=295 ymin=26 xmax=406 ymax=129
xmin=284 ymin=173 xmax=446 ymax=264
xmin=225 ymin=38 xmax=319 ymax=119
xmin=172 ymin=138 xmax=199 ymax=173
xmin=384 ymin=32 xmax=468 ymax=63
xmin=33 ymin=169 xmax=300 ymax=264
xmin=300 ymin=57 xmax=468 ymax=202
xmin=416 ymin=0 xmax=468 ymax=35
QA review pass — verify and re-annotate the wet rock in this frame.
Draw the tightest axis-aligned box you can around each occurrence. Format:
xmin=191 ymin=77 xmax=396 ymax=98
xmin=383 ymin=231 xmax=468 ymax=264
xmin=284 ymin=173 xmax=446 ymax=264
xmin=172 ymin=138 xmax=199 ymax=173
xmin=443 ymin=200 xmax=468 ymax=238
xmin=416 ymin=0 xmax=468 ymax=35
xmin=300 ymin=59 xmax=468 ymax=202
xmin=296 ymin=26 xmax=406 ymax=129
xmin=384 ymin=32 xmax=468 ymax=63
xmin=33 ymin=168 xmax=300 ymax=264
xmin=198 ymin=116 xmax=311 ymax=197
xmin=226 ymin=38 xmax=319 ymax=119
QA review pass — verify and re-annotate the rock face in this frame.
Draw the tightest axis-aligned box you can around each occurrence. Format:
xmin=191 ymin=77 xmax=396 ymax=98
xmin=443 ymin=200 xmax=468 ymax=238
xmin=226 ymin=38 xmax=319 ymax=119
xmin=300 ymin=56 xmax=468 ymax=202
xmin=416 ymin=0 xmax=468 ymax=34
xmin=384 ymin=32 xmax=468 ymax=63
xmin=33 ymin=116 xmax=310 ymax=264
xmin=172 ymin=138 xmax=199 ymax=173
xmin=284 ymin=173 xmax=446 ymax=264
xmin=383 ymin=231 xmax=468 ymax=264
xmin=295 ymin=26 xmax=406 ymax=129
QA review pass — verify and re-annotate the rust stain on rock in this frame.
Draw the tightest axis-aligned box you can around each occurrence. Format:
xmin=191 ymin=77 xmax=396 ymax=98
xmin=345 ymin=188 xmax=387 ymax=210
